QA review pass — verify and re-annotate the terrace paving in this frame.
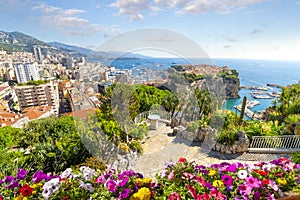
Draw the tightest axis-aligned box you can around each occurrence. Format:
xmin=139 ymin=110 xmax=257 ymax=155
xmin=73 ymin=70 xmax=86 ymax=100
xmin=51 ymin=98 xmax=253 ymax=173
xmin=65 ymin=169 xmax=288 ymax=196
xmin=132 ymin=123 xmax=257 ymax=177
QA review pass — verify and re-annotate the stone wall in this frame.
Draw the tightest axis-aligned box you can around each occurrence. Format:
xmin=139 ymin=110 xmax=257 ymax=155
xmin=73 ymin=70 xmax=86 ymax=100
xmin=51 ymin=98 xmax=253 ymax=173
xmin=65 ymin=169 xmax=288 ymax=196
xmin=174 ymin=126 xmax=249 ymax=154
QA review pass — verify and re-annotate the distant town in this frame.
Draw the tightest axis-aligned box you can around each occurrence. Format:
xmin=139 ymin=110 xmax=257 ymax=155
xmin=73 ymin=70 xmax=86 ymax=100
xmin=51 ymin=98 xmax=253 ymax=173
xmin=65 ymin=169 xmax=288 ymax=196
xmin=0 ymin=47 xmax=142 ymax=128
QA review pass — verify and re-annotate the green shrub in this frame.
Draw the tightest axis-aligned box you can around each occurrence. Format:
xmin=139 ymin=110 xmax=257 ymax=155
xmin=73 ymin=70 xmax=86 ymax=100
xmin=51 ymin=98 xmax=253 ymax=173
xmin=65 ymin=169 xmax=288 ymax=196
xmin=128 ymin=140 xmax=143 ymax=154
xmin=216 ymin=129 xmax=238 ymax=146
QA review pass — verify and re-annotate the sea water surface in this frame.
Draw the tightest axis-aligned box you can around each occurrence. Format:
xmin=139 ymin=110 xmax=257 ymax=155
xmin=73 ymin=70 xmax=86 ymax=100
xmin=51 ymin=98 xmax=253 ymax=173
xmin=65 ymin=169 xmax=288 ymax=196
xmin=101 ymin=58 xmax=300 ymax=113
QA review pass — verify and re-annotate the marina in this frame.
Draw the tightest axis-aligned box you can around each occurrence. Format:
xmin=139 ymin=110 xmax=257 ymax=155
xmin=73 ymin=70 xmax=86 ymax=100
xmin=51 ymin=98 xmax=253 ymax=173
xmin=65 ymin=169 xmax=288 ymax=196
xmin=234 ymin=100 xmax=262 ymax=120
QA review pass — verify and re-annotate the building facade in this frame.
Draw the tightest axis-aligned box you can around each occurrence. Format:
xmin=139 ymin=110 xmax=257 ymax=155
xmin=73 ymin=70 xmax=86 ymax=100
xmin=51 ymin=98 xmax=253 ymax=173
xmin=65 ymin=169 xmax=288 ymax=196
xmin=13 ymin=63 xmax=40 ymax=83
xmin=14 ymin=81 xmax=59 ymax=115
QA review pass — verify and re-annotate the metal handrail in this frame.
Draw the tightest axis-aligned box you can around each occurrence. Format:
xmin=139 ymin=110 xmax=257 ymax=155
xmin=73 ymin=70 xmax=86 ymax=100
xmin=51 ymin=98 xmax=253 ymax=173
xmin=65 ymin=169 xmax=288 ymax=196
xmin=248 ymin=135 xmax=300 ymax=153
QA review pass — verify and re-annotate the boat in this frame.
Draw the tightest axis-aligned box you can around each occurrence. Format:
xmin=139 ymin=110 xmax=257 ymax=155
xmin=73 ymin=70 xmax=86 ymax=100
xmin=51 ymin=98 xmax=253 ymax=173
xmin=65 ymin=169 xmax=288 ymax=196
xmin=252 ymin=94 xmax=273 ymax=99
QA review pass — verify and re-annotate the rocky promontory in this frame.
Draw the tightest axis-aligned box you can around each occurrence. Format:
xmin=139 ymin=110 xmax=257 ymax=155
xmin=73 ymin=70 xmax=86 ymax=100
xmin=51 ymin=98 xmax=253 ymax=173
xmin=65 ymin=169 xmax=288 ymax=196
xmin=171 ymin=64 xmax=240 ymax=99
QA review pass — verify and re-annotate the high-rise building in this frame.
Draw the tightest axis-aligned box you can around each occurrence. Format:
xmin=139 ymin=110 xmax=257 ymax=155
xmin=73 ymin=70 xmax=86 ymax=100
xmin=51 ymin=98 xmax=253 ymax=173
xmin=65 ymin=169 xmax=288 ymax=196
xmin=13 ymin=63 xmax=40 ymax=83
xmin=14 ymin=81 xmax=59 ymax=115
xmin=33 ymin=46 xmax=43 ymax=61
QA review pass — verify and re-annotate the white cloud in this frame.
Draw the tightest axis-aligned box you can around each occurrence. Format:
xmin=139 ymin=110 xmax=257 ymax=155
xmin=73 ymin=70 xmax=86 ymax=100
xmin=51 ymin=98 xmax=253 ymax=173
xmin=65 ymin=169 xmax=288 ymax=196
xmin=109 ymin=0 xmax=149 ymax=21
xmin=109 ymin=0 xmax=267 ymax=20
xmin=32 ymin=2 xmax=100 ymax=35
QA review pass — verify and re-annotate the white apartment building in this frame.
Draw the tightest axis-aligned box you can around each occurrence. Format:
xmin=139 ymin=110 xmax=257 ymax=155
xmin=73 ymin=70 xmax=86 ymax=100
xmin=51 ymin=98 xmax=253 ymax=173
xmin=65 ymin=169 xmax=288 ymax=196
xmin=14 ymin=81 xmax=59 ymax=115
xmin=13 ymin=63 xmax=40 ymax=83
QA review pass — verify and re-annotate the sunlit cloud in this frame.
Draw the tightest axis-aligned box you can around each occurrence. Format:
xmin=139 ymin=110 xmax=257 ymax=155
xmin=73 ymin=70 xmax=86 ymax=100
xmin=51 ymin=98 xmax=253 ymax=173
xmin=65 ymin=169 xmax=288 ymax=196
xmin=109 ymin=0 xmax=268 ymax=20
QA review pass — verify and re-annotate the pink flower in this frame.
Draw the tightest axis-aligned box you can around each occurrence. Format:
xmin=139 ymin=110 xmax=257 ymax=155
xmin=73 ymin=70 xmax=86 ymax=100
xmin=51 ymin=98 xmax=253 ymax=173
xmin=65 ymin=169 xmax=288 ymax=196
xmin=168 ymin=192 xmax=181 ymax=200
xmin=210 ymin=189 xmax=226 ymax=200
xmin=245 ymin=176 xmax=260 ymax=188
xmin=195 ymin=176 xmax=206 ymax=187
xmin=221 ymin=174 xmax=233 ymax=187
xmin=183 ymin=172 xmax=194 ymax=180
xmin=168 ymin=170 xmax=175 ymax=180
xmin=187 ymin=185 xmax=197 ymax=199
xmin=106 ymin=179 xmax=117 ymax=192
xmin=238 ymin=183 xmax=252 ymax=196
xmin=197 ymin=192 xmax=210 ymax=200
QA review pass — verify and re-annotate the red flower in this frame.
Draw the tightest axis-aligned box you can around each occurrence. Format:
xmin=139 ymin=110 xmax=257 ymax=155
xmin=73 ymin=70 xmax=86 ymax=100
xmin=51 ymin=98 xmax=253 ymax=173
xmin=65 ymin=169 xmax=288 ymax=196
xmin=20 ymin=184 xmax=33 ymax=197
xmin=275 ymin=172 xmax=283 ymax=177
xmin=0 ymin=195 xmax=3 ymax=200
xmin=62 ymin=196 xmax=68 ymax=200
xmin=254 ymin=170 xmax=268 ymax=177
xmin=178 ymin=158 xmax=187 ymax=163
xmin=262 ymin=179 xmax=270 ymax=185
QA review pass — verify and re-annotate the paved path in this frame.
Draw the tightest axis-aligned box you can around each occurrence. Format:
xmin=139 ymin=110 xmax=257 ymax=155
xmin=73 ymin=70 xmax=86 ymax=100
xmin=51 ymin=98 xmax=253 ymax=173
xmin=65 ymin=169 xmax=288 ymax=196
xmin=132 ymin=123 xmax=257 ymax=177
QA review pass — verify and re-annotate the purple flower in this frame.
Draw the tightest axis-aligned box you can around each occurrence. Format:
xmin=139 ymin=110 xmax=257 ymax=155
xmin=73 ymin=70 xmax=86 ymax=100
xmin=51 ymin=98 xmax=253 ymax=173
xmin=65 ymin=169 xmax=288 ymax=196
xmin=17 ymin=168 xmax=28 ymax=180
xmin=118 ymin=177 xmax=128 ymax=187
xmin=122 ymin=169 xmax=135 ymax=177
xmin=222 ymin=174 xmax=233 ymax=186
xmin=6 ymin=180 xmax=20 ymax=189
xmin=119 ymin=188 xmax=130 ymax=199
xmin=220 ymin=162 xmax=230 ymax=167
xmin=205 ymin=182 xmax=213 ymax=189
xmin=245 ymin=176 xmax=260 ymax=188
xmin=253 ymin=190 xmax=261 ymax=200
xmin=0 ymin=179 xmax=3 ymax=185
xmin=228 ymin=164 xmax=237 ymax=172
xmin=106 ymin=179 xmax=117 ymax=192
xmin=136 ymin=173 xmax=143 ymax=178
xmin=32 ymin=171 xmax=48 ymax=183
xmin=4 ymin=176 xmax=14 ymax=183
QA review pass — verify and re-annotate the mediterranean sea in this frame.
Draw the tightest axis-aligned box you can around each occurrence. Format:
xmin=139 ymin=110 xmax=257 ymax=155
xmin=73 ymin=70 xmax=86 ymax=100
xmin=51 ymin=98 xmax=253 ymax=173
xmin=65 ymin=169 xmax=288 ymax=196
xmin=101 ymin=58 xmax=300 ymax=113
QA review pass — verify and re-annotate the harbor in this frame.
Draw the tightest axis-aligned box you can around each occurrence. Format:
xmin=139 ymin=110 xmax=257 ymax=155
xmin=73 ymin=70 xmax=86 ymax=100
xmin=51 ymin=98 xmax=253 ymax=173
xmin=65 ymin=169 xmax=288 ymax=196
xmin=234 ymin=100 xmax=263 ymax=120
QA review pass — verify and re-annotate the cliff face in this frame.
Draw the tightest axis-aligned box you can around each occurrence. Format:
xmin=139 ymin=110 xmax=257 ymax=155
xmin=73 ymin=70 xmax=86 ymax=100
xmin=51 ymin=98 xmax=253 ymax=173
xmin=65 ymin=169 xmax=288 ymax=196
xmin=172 ymin=65 xmax=240 ymax=99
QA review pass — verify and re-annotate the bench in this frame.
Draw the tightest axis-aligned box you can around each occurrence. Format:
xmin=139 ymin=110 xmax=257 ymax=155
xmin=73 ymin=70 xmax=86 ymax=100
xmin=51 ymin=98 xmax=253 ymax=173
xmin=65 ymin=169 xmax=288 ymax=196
xmin=248 ymin=135 xmax=300 ymax=154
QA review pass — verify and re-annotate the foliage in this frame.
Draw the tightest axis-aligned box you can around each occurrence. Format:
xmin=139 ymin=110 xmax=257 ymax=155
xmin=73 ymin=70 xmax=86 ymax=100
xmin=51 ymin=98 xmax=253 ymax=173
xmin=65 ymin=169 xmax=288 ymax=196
xmin=18 ymin=116 xmax=91 ymax=173
xmin=17 ymin=80 xmax=50 ymax=86
xmin=284 ymin=114 xmax=300 ymax=135
xmin=77 ymin=157 xmax=107 ymax=172
xmin=244 ymin=120 xmax=286 ymax=140
xmin=128 ymin=140 xmax=143 ymax=154
xmin=0 ymin=126 xmax=21 ymax=149
xmin=217 ymin=129 xmax=238 ymax=146
xmin=291 ymin=152 xmax=300 ymax=164
xmin=1 ymin=158 xmax=298 ymax=199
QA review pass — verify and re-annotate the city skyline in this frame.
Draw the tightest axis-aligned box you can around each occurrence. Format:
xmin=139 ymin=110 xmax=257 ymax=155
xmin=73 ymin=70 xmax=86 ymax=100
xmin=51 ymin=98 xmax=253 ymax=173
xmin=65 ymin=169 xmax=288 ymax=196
xmin=1 ymin=0 xmax=300 ymax=61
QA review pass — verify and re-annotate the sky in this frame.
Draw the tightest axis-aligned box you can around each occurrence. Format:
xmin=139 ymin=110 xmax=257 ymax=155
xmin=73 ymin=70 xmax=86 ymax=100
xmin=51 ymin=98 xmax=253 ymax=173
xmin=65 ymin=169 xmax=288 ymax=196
xmin=0 ymin=0 xmax=300 ymax=61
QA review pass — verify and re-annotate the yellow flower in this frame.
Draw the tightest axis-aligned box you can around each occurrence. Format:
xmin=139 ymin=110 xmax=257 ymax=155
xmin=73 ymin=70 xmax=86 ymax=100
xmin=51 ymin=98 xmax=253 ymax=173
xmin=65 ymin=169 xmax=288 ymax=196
xmin=209 ymin=169 xmax=217 ymax=176
xmin=14 ymin=195 xmax=27 ymax=200
xmin=142 ymin=178 xmax=152 ymax=184
xmin=277 ymin=178 xmax=287 ymax=185
xmin=134 ymin=178 xmax=152 ymax=186
xmin=129 ymin=187 xmax=151 ymax=200
xmin=31 ymin=183 xmax=43 ymax=189
xmin=213 ymin=180 xmax=224 ymax=188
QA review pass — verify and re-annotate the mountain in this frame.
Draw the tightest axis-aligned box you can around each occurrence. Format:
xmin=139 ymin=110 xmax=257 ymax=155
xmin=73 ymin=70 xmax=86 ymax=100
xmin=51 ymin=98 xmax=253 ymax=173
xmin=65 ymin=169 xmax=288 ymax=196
xmin=48 ymin=41 xmax=151 ymax=61
xmin=0 ymin=31 xmax=48 ymax=52
xmin=0 ymin=30 xmax=149 ymax=61
xmin=48 ymin=42 xmax=93 ymax=55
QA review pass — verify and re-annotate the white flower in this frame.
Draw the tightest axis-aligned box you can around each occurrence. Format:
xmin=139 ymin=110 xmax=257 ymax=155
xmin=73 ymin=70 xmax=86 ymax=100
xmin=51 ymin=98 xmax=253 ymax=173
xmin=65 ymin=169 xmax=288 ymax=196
xmin=79 ymin=180 xmax=95 ymax=193
xmin=42 ymin=178 xmax=60 ymax=199
xmin=80 ymin=166 xmax=98 ymax=181
xmin=237 ymin=170 xmax=248 ymax=179
xmin=262 ymin=163 xmax=276 ymax=171
xmin=60 ymin=168 xmax=73 ymax=179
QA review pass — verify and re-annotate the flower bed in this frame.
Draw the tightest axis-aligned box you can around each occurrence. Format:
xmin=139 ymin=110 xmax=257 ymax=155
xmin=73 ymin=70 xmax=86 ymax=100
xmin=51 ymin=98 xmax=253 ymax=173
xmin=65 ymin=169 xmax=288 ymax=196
xmin=0 ymin=158 xmax=299 ymax=199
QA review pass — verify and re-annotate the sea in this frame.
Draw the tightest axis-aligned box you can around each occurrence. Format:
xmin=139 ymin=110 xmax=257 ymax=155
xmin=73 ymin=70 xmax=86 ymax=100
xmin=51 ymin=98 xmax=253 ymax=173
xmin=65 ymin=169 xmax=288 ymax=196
xmin=100 ymin=58 xmax=300 ymax=113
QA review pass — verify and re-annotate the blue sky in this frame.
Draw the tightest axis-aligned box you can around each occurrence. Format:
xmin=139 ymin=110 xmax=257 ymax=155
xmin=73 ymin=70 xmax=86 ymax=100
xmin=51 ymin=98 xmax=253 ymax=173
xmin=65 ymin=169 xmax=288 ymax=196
xmin=0 ymin=0 xmax=300 ymax=61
